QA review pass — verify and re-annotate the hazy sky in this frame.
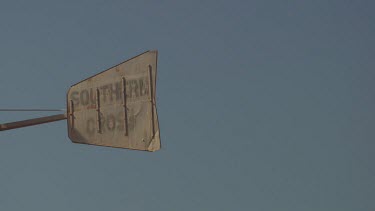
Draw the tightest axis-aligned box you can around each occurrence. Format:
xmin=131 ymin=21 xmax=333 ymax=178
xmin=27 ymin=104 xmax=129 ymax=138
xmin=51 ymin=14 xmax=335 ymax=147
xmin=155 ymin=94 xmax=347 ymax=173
xmin=0 ymin=1 xmax=374 ymax=210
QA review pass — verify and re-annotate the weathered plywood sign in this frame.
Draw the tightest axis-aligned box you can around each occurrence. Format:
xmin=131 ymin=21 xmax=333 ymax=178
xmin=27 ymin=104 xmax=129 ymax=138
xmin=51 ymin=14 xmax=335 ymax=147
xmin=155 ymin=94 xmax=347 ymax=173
xmin=0 ymin=50 xmax=161 ymax=152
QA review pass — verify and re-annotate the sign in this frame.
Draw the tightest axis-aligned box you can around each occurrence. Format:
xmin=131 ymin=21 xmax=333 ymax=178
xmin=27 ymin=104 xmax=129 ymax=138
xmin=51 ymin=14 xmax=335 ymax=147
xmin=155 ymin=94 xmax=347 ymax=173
xmin=67 ymin=51 xmax=160 ymax=151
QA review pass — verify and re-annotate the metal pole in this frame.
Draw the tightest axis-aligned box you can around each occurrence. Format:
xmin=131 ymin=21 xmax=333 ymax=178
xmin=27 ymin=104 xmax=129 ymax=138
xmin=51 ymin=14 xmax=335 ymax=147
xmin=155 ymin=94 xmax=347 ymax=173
xmin=0 ymin=109 xmax=65 ymax=112
xmin=0 ymin=113 xmax=67 ymax=131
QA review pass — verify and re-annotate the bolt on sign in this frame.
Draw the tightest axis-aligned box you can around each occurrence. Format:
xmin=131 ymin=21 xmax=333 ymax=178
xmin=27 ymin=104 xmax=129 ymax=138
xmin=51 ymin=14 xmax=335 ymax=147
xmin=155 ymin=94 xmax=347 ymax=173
xmin=0 ymin=50 xmax=161 ymax=152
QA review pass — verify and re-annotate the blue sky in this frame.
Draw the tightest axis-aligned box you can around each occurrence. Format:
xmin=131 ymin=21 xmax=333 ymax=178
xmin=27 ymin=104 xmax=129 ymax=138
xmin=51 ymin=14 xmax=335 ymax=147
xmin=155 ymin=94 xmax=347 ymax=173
xmin=0 ymin=1 xmax=374 ymax=210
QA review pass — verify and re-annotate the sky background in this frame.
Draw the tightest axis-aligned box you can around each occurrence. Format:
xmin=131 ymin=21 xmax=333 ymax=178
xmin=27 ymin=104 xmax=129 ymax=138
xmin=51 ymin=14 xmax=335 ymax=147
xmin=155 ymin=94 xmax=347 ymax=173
xmin=0 ymin=1 xmax=374 ymax=210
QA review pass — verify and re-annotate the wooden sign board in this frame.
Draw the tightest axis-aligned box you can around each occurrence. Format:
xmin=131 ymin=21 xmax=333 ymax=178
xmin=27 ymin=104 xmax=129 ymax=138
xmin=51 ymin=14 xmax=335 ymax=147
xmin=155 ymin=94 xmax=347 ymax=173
xmin=0 ymin=50 xmax=161 ymax=152
xmin=67 ymin=51 xmax=160 ymax=151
